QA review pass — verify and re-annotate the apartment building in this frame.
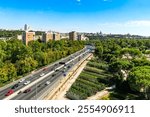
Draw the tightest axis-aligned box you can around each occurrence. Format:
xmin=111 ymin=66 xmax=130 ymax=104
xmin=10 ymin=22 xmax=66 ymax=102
xmin=69 ymin=31 xmax=77 ymax=40
xmin=42 ymin=32 xmax=53 ymax=42
xmin=53 ymin=32 xmax=61 ymax=41
xmin=22 ymin=31 xmax=35 ymax=45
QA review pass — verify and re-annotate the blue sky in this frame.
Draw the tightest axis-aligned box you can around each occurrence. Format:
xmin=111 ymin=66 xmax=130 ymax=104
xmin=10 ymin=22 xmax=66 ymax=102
xmin=0 ymin=0 xmax=150 ymax=35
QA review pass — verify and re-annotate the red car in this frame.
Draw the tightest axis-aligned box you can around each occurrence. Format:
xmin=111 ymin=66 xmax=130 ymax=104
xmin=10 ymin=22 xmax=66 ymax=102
xmin=5 ymin=89 xmax=14 ymax=96
xmin=43 ymin=67 xmax=47 ymax=71
xmin=23 ymin=88 xmax=31 ymax=93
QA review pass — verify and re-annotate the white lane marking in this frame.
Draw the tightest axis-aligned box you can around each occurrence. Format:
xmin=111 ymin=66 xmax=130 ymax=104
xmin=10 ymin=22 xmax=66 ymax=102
xmin=3 ymin=71 xmax=54 ymax=100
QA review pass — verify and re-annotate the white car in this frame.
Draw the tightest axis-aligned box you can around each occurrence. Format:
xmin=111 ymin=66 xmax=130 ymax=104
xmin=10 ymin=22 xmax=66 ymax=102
xmin=19 ymin=79 xmax=25 ymax=83
xmin=40 ymin=73 xmax=45 ymax=77
xmin=24 ymin=81 xmax=31 ymax=85
xmin=45 ymin=81 xmax=50 ymax=85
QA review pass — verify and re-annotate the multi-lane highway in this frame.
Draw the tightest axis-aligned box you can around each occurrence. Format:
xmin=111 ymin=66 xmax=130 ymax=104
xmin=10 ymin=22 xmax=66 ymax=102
xmin=0 ymin=46 xmax=92 ymax=100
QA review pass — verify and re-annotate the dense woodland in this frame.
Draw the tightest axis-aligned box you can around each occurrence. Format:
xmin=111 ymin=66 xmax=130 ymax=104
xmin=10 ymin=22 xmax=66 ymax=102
xmin=0 ymin=30 xmax=44 ymax=39
xmin=0 ymin=30 xmax=23 ymax=39
xmin=0 ymin=39 xmax=84 ymax=86
xmin=93 ymin=39 xmax=150 ymax=99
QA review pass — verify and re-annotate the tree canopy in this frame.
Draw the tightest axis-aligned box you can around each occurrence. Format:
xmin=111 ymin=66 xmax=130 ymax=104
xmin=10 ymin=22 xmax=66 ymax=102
xmin=0 ymin=39 xmax=84 ymax=86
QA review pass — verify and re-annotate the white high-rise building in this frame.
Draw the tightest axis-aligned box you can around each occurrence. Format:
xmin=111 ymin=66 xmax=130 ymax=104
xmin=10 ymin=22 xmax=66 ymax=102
xmin=24 ymin=24 xmax=30 ymax=32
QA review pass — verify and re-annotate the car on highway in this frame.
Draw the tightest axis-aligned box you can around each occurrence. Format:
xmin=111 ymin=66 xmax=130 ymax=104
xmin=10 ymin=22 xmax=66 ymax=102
xmin=24 ymin=81 xmax=31 ymax=85
xmin=40 ymin=73 xmax=45 ymax=77
xmin=63 ymin=73 xmax=67 ymax=77
xmin=11 ymin=84 xmax=19 ymax=89
xmin=55 ymin=69 xmax=59 ymax=72
xmin=59 ymin=62 xmax=66 ymax=64
xmin=5 ymin=89 xmax=14 ymax=96
xmin=23 ymin=88 xmax=31 ymax=93
xmin=64 ymin=63 xmax=67 ymax=66
xmin=54 ymin=63 xmax=58 ymax=66
xmin=43 ymin=67 xmax=47 ymax=71
xmin=45 ymin=81 xmax=50 ymax=85
xmin=37 ymin=84 xmax=41 ymax=87
xmin=62 ymin=69 xmax=66 ymax=73
xmin=52 ymin=74 xmax=55 ymax=77
xmin=19 ymin=78 xmax=25 ymax=83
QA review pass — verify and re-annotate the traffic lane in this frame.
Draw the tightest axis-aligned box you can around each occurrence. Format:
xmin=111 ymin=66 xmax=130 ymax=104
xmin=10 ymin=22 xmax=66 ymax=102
xmin=0 ymin=75 xmax=40 ymax=99
xmin=29 ymin=65 xmax=73 ymax=100
xmin=12 ymin=69 xmax=64 ymax=100
xmin=57 ymin=48 xmax=86 ymax=64
xmin=12 ymin=65 xmax=67 ymax=100
xmin=31 ymin=58 xmax=81 ymax=100
xmin=23 ymin=71 xmax=63 ymax=100
xmin=4 ymin=62 xmax=65 ymax=99
xmin=12 ymin=59 xmax=75 ymax=100
xmin=0 ymin=72 xmax=43 ymax=99
xmin=0 ymin=87 xmax=12 ymax=98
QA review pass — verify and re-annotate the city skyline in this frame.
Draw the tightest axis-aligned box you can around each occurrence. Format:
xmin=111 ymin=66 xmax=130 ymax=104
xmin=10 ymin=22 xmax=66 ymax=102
xmin=0 ymin=0 xmax=150 ymax=36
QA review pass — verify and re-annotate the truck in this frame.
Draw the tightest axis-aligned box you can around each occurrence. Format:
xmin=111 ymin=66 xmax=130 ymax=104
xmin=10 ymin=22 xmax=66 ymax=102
xmin=59 ymin=61 xmax=66 ymax=64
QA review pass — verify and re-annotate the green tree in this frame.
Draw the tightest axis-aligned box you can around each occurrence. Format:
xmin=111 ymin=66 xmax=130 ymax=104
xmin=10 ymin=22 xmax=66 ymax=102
xmin=16 ymin=57 xmax=38 ymax=75
xmin=128 ymin=66 xmax=150 ymax=99
xmin=0 ymin=68 xmax=8 ymax=83
xmin=109 ymin=60 xmax=133 ymax=73
xmin=120 ymin=48 xmax=142 ymax=59
xmin=95 ymin=46 xmax=103 ymax=59
xmin=4 ymin=63 xmax=17 ymax=81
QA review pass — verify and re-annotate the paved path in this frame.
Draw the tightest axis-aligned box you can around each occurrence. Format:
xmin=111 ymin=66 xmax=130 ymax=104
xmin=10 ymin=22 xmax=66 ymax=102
xmin=86 ymin=90 xmax=109 ymax=100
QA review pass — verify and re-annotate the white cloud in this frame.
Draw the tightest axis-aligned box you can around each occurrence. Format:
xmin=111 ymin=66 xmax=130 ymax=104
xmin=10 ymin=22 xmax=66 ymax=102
xmin=100 ymin=20 xmax=150 ymax=27
xmin=125 ymin=20 xmax=150 ymax=27
xmin=98 ymin=20 xmax=150 ymax=36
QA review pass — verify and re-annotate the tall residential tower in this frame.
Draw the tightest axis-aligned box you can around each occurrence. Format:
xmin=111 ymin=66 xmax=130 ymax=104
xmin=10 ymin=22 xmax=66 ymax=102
xmin=69 ymin=31 xmax=77 ymax=40
xmin=22 ymin=32 xmax=35 ymax=45
xmin=42 ymin=32 xmax=53 ymax=43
